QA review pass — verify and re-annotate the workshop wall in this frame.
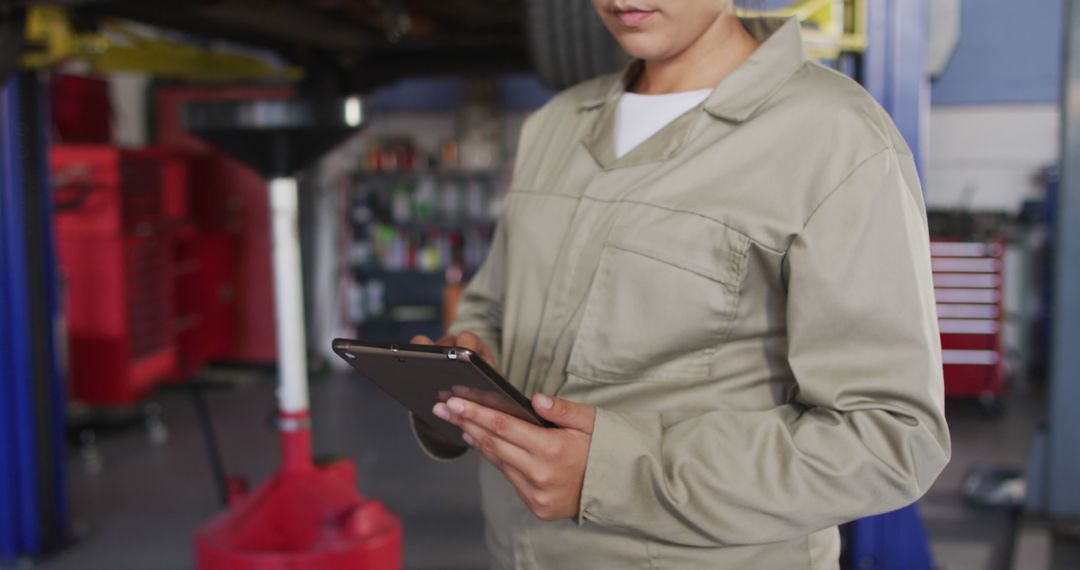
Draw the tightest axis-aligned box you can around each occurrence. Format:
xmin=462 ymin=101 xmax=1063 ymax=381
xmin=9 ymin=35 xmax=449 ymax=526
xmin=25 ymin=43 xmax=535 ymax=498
xmin=926 ymin=104 xmax=1058 ymax=211
xmin=931 ymin=0 xmax=1062 ymax=105
xmin=925 ymin=0 xmax=1063 ymax=212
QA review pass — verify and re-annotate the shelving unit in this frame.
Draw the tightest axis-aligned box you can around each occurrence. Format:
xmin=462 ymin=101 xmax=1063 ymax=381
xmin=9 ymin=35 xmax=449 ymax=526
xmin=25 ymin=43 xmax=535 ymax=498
xmin=340 ymin=140 xmax=506 ymax=341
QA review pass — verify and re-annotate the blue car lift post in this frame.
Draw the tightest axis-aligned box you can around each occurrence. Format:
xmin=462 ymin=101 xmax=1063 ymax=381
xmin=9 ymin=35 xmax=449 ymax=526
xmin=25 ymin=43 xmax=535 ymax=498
xmin=0 ymin=69 xmax=70 ymax=564
xmin=844 ymin=0 xmax=936 ymax=568
xmin=1024 ymin=1 xmax=1080 ymax=566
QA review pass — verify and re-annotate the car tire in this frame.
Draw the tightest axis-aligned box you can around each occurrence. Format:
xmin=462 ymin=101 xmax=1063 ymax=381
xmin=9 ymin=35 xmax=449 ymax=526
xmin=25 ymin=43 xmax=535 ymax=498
xmin=525 ymin=0 xmax=627 ymax=91
xmin=0 ymin=8 xmax=24 ymax=85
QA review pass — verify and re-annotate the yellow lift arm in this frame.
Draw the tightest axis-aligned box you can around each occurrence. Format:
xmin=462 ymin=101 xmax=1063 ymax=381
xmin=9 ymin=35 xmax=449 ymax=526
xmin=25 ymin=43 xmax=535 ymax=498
xmin=741 ymin=0 xmax=868 ymax=61
xmin=20 ymin=5 xmax=302 ymax=81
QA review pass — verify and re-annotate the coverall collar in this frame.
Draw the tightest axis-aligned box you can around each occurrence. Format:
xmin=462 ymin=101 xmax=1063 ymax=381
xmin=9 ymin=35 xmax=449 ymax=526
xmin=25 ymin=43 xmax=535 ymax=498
xmin=580 ymin=16 xmax=807 ymax=169
xmin=578 ymin=16 xmax=807 ymax=117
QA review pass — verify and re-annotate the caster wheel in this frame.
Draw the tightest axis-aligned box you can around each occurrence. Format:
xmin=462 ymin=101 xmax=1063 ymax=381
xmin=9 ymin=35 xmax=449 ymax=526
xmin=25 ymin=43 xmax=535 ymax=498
xmin=145 ymin=402 xmax=169 ymax=446
xmin=79 ymin=429 xmax=103 ymax=475
xmin=978 ymin=393 xmax=1005 ymax=418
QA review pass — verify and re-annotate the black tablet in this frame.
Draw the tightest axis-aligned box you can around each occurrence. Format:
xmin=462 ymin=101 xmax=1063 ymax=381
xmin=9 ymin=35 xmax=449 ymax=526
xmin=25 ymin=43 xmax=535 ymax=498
xmin=331 ymin=339 xmax=554 ymax=447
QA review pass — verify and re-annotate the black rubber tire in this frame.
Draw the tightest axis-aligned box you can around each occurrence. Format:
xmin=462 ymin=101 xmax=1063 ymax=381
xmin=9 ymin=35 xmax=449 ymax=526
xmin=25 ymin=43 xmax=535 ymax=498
xmin=525 ymin=0 xmax=627 ymax=91
xmin=0 ymin=8 xmax=24 ymax=85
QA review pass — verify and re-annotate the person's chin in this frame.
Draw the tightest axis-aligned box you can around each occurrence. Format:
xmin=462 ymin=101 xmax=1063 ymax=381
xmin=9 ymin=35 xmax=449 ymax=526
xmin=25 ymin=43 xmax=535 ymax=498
xmin=613 ymin=36 xmax=671 ymax=62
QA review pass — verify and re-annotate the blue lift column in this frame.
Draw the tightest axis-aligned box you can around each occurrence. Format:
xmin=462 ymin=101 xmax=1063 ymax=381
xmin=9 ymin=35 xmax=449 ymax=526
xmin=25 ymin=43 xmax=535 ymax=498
xmin=845 ymin=1 xmax=935 ymax=569
xmin=0 ymin=70 xmax=70 ymax=563
xmin=1046 ymin=0 xmax=1080 ymax=524
xmin=1026 ymin=0 xmax=1080 ymax=555
xmin=862 ymin=0 xmax=930 ymax=177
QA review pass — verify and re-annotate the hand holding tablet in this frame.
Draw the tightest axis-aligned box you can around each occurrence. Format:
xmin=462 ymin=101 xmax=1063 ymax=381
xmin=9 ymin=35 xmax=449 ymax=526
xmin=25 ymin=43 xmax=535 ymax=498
xmin=334 ymin=332 xmax=597 ymax=522
xmin=331 ymin=335 xmax=553 ymax=448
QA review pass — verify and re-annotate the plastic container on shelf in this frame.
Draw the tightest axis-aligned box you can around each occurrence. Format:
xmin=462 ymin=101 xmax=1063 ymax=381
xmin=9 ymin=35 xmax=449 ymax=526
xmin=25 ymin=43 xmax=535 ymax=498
xmin=390 ymin=182 xmax=412 ymax=223
xmin=440 ymin=140 xmax=460 ymax=170
xmin=439 ymin=179 xmax=462 ymax=221
xmin=347 ymin=278 xmax=366 ymax=324
xmin=366 ymin=279 xmax=385 ymax=318
xmin=350 ymin=186 xmax=373 ymax=225
xmin=412 ymin=175 xmax=436 ymax=221
xmin=418 ymin=230 xmax=441 ymax=273
xmin=349 ymin=240 xmax=374 ymax=269
xmin=465 ymin=179 xmax=486 ymax=221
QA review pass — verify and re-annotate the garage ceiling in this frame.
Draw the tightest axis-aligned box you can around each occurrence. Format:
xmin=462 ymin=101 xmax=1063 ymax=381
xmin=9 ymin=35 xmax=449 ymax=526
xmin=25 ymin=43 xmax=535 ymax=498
xmin=35 ymin=0 xmax=533 ymax=91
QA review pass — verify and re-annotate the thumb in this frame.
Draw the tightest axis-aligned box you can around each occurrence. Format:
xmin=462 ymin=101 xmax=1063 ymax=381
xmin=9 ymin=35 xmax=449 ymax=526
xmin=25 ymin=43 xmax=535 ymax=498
xmin=532 ymin=393 xmax=595 ymax=434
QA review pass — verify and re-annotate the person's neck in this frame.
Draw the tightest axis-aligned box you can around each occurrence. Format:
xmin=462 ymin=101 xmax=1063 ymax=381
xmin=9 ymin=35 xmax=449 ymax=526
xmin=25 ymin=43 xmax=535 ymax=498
xmin=632 ymin=15 xmax=761 ymax=95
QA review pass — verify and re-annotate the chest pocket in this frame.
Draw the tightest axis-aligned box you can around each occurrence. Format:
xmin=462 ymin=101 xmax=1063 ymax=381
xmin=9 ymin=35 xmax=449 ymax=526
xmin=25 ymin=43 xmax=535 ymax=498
xmin=566 ymin=205 xmax=751 ymax=383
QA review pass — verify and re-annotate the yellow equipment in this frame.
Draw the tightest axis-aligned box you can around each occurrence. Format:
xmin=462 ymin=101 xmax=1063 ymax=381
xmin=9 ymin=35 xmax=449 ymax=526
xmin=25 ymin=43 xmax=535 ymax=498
xmin=20 ymin=5 xmax=302 ymax=81
xmin=741 ymin=0 xmax=868 ymax=60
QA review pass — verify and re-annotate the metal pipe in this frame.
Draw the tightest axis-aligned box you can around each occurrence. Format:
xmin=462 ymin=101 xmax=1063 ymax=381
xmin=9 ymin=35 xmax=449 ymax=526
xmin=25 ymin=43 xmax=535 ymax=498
xmin=269 ymin=176 xmax=310 ymax=415
xmin=268 ymin=176 xmax=312 ymax=471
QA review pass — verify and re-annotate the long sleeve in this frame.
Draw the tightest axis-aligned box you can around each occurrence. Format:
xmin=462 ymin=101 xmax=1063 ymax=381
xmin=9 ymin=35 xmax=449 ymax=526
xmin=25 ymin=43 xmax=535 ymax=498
xmin=445 ymin=216 xmax=508 ymax=365
xmin=410 ymin=205 xmax=511 ymax=461
xmin=577 ymin=148 xmax=951 ymax=546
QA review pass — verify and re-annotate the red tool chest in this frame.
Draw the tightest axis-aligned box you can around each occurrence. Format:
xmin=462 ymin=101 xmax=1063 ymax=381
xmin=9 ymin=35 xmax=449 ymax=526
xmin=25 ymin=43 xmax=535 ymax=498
xmin=154 ymin=86 xmax=294 ymax=365
xmin=930 ymin=240 xmax=1006 ymax=406
xmin=52 ymin=146 xmax=182 ymax=406
xmin=54 ymin=145 xmax=239 ymax=405
xmin=172 ymin=231 xmax=236 ymax=379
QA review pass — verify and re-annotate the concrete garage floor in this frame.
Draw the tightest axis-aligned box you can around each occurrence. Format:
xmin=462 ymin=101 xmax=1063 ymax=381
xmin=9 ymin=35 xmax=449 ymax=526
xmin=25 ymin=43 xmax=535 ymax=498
xmin=28 ymin=371 xmax=1053 ymax=570
xmin=41 ymin=371 xmax=489 ymax=570
xmin=920 ymin=394 xmax=1044 ymax=570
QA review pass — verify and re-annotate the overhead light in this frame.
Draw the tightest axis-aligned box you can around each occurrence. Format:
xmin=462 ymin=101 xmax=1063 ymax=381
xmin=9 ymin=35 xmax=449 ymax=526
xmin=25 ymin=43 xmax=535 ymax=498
xmin=344 ymin=96 xmax=363 ymax=127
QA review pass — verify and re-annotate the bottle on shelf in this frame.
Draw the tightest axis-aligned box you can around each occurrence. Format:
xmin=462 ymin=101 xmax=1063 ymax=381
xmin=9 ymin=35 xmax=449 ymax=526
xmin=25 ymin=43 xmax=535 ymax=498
xmin=440 ymin=140 xmax=460 ymax=171
xmin=465 ymin=179 xmax=486 ymax=222
xmin=391 ymin=182 xmax=412 ymax=223
xmin=439 ymin=178 xmax=462 ymax=222
xmin=443 ymin=264 xmax=465 ymax=330
xmin=366 ymin=278 xmax=385 ymax=319
xmin=412 ymin=175 xmax=436 ymax=221
xmin=346 ymin=278 xmax=366 ymax=324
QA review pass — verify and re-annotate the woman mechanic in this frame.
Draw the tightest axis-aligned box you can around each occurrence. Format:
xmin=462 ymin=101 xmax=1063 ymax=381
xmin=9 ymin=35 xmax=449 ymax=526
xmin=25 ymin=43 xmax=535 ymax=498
xmin=411 ymin=1 xmax=952 ymax=568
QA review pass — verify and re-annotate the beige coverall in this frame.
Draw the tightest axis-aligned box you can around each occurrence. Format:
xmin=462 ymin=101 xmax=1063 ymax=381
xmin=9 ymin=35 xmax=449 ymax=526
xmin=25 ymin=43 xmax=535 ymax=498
xmin=412 ymin=16 xmax=951 ymax=569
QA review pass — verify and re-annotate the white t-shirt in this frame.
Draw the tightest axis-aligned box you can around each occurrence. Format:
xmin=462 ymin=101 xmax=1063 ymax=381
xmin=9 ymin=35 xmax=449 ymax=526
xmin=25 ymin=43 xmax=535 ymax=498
xmin=615 ymin=89 xmax=712 ymax=158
